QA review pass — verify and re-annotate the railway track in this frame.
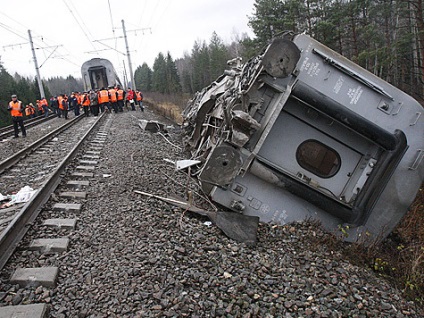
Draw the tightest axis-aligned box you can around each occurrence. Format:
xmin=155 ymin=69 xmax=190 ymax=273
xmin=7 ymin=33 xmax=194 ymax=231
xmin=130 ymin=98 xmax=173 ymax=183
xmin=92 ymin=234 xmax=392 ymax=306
xmin=0 ymin=113 xmax=105 ymax=271
xmin=0 ymin=114 xmax=56 ymax=140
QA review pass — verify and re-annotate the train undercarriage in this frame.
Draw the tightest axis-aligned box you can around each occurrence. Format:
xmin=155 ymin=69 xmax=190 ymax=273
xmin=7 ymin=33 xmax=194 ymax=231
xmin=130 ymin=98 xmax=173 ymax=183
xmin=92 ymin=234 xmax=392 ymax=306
xmin=182 ymin=32 xmax=423 ymax=243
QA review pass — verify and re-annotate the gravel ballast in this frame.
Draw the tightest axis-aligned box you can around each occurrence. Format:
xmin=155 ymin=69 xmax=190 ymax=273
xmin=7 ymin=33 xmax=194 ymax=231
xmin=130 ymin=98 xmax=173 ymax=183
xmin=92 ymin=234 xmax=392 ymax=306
xmin=0 ymin=108 xmax=422 ymax=317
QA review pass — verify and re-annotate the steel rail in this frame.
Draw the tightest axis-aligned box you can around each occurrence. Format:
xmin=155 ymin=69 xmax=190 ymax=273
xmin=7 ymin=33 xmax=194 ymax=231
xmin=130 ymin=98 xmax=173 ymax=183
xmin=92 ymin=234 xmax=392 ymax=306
xmin=0 ymin=115 xmax=84 ymax=174
xmin=0 ymin=112 xmax=105 ymax=270
xmin=0 ymin=114 xmax=56 ymax=138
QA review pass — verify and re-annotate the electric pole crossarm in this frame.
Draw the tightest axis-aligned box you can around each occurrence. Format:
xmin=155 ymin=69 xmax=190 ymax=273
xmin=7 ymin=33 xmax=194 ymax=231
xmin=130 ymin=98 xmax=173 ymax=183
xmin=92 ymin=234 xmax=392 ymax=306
xmin=92 ymin=40 xmax=126 ymax=56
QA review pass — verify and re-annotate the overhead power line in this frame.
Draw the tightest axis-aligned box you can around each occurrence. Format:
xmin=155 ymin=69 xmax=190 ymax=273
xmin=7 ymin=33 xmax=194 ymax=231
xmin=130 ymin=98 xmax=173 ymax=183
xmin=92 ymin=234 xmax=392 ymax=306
xmin=62 ymin=0 xmax=99 ymax=54
xmin=0 ymin=11 xmax=81 ymax=72
xmin=0 ymin=22 xmax=28 ymax=42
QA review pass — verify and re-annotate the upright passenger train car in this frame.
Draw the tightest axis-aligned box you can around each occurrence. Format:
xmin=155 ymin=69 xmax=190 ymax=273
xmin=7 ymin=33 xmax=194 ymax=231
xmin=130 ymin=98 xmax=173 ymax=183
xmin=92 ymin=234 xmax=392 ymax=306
xmin=183 ymin=33 xmax=424 ymax=243
xmin=81 ymin=58 xmax=122 ymax=91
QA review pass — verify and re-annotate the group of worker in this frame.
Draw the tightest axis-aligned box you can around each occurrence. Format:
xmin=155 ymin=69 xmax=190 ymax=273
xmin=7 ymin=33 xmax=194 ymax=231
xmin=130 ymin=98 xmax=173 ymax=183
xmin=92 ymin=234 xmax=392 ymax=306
xmin=7 ymin=87 xmax=144 ymax=138
xmin=49 ymin=86 xmax=144 ymax=118
xmin=93 ymin=86 xmax=144 ymax=115
xmin=24 ymin=98 xmax=49 ymax=119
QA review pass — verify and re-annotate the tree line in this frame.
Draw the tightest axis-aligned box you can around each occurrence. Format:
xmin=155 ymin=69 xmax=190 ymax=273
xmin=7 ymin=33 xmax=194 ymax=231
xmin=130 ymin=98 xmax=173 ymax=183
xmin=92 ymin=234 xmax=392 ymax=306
xmin=134 ymin=31 xmax=250 ymax=96
xmin=134 ymin=0 xmax=424 ymax=104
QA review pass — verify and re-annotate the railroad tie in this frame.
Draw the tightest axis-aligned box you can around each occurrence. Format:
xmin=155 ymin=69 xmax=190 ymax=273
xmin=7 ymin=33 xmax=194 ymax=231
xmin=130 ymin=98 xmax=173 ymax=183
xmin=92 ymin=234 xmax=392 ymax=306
xmin=10 ymin=267 xmax=59 ymax=288
xmin=66 ymin=180 xmax=90 ymax=190
xmin=52 ymin=203 xmax=82 ymax=212
xmin=0 ymin=303 xmax=48 ymax=318
xmin=43 ymin=218 xmax=77 ymax=229
xmin=71 ymin=172 xmax=94 ymax=178
xmin=28 ymin=237 xmax=69 ymax=253
xmin=59 ymin=192 xmax=87 ymax=199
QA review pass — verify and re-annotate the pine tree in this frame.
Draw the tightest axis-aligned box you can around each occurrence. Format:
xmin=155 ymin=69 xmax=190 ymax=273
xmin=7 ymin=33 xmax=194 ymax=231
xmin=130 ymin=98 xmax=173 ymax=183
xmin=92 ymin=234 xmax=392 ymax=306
xmin=152 ymin=53 xmax=167 ymax=93
xmin=134 ymin=63 xmax=152 ymax=92
xmin=209 ymin=32 xmax=231 ymax=80
xmin=165 ymin=52 xmax=182 ymax=94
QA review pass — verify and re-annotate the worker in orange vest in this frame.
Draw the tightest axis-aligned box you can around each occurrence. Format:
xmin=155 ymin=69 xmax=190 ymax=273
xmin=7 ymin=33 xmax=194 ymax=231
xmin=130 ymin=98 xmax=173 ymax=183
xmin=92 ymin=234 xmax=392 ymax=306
xmin=81 ymin=92 xmax=91 ymax=117
xmin=135 ymin=90 xmax=144 ymax=112
xmin=8 ymin=94 xmax=27 ymax=138
xmin=39 ymin=97 xmax=49 ymax=118
xmin=108 ymin=86 xmax=118 ymax=113
xmin=35 ymin=100 xmax=44 ymax=117
xmin=25 ymin=103 xmax=36 ymax=118
xmin=57 ymin=94 xmax=69 ymax=119
xmin=116 ymin=85 xmax=125 ymax=112
xmin=76 ymin=92 xmax=82 ymax=115
xmin=97 ymin=87 xmax=109 ymax=114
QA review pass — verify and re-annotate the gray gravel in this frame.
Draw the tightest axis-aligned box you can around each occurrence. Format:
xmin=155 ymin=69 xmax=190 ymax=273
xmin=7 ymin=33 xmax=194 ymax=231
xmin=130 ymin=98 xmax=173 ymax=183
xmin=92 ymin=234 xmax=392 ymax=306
xmin=0 ymin=107 xmax=422 ymax=317
xmin=0 ymin=115 xmax=77 ymax=162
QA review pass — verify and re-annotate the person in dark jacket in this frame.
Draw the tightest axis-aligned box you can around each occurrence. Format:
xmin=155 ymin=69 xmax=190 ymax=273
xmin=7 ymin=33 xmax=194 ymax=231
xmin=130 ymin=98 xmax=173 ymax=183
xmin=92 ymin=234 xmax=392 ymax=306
xmin=69 ymin=93 xmax=79 ymax=116
xmin=50 ymin=96 xmax=58 ymax=116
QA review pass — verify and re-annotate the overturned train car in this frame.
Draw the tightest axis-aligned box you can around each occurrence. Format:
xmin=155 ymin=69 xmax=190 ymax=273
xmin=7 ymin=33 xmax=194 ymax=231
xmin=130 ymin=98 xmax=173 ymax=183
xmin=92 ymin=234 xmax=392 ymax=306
xmin=81 ymin=58 xmax=122 ymax=91
xmin=183 ymin=33 xmax=423 ymax=242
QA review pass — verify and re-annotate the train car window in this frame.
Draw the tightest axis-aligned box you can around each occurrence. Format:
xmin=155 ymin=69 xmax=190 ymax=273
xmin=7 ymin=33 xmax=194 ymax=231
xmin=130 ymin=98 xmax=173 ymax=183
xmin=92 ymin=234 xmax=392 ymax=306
xmin=296 ymin=140 xmax=341 ymax=178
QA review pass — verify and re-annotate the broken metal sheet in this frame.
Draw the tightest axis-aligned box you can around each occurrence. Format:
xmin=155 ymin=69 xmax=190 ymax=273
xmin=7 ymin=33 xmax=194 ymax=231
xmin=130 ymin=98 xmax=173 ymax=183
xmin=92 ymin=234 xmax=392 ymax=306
xmin=138 ymin=120 xmax=166 ymax=133
xmin=176 ymin=160 xmax=201 ymax=170
xmin=163 ymin=159 xmax=201 ymax=170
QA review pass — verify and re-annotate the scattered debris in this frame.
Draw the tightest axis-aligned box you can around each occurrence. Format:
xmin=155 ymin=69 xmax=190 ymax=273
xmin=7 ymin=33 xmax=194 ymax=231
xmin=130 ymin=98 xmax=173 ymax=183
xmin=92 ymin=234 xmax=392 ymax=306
xmin=163 ymin=159 xmax=201 ymax=171
xmin=134 ymin=190 xmax=259 ymax=245
xmin=0 ymin=186 xmax=37 ymax=208
xmin=138 ymin=120 xmax=166 ymax=133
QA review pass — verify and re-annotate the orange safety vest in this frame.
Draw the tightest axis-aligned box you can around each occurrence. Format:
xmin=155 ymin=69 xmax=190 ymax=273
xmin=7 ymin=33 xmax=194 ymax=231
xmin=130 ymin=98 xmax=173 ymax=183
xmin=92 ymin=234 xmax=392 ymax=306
xmin=82 ymin=94 xmax=90 ymax=106
xmin=25 ymin=106 xmax=34 ymax=116
xmin=40 ymin=98 xmax=48 ymax=106
xmin=57 ymin=96 xmax=66 ymax=110
xmin=9 ymin=100 xmax=23 ymax=117
xmin=136 ymin=92 xmax=142 ymax=102
xmin=108 ymin=88 xmax=117 ymax=102
xmin=116 ymin=89 xmax=124 ymax=101
xmin=98 ymin=90 xmax=109 ymax=104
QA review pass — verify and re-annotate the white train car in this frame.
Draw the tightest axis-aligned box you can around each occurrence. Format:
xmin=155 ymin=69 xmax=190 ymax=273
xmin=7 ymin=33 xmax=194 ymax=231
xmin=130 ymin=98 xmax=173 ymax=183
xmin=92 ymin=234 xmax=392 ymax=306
xmin=81 ymin=58 xmax=122 ymax=91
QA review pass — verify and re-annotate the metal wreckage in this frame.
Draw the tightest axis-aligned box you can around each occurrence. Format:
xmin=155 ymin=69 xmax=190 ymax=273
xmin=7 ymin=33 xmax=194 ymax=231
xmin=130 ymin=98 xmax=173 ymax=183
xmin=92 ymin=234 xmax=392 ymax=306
xmin=181 ymin=32 xmax=423 ymax=244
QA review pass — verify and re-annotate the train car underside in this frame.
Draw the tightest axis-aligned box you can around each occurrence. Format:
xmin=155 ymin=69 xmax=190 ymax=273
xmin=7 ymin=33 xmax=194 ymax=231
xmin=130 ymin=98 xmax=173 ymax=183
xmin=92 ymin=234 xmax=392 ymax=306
xmin=182 ymin=33 xmax=423 ymax=243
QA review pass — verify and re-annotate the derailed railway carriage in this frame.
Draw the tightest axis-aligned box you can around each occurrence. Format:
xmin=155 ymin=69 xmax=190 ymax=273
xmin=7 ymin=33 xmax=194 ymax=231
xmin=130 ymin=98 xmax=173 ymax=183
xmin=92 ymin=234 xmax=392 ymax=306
xmin=81 ymin=58 xmax=122 ymax=91
xmin=182 ymin=32 xmax=424 ymax=243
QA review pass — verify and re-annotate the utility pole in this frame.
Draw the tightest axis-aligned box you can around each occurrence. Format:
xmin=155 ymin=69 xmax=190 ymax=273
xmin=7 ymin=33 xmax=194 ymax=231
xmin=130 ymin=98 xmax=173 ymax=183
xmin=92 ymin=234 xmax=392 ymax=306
xmin=121 ymin=19 xmax=136 ymax=90
xmin=28 ymin=30 xmax=45 ymax=98
xmin=122 ymin=59 xmax=128 ymax=89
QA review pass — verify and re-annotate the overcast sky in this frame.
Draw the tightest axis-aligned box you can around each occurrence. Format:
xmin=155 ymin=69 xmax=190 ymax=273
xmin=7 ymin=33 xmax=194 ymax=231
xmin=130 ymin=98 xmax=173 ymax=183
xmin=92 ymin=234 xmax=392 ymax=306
xmin=0 ymin=0 xmax=256 ymax=80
